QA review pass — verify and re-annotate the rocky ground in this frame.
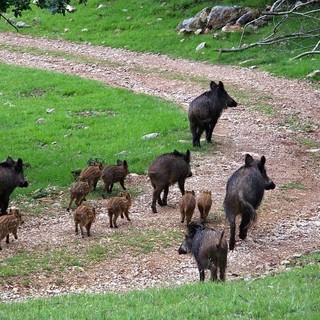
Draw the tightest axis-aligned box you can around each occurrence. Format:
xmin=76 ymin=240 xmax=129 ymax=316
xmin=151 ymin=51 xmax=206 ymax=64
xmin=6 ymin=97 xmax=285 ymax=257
xmin=0 ymin=32 xmax=319 ymax=302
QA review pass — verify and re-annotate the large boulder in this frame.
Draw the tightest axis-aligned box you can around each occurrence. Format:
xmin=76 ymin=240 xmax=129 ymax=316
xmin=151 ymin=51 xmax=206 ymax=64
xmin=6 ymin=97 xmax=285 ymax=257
xmin=176 ymin=7 xmax=211 ymax=33
xmin=207 ymin=5 xmax=250 ymax=30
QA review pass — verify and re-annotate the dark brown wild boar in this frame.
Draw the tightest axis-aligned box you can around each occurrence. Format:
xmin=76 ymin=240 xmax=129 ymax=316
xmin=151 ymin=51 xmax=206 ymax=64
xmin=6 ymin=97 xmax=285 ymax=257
xmin=178 ymin=222 xmax=228 ymax=282
xmin=180 ymin=190 xmax=196 ymax=226
xmin=106 ymin=192 xmax=132 ymax=228
xmin=0 ymin=157 xmax=28 ymax=216
xmin=67 ymin=181 xmax=92 ymax=212
xmin=188 ymin=81 xmax=237 ymax=147
xmin=80 ymin=161 xmax=103 ymax=190
xmin=148 ymin=150 xmax=192 ymax=213
xmin=197 ymin=190 xmax=212 ymax=222
xmin=0 ymin=208 xmax=24 ymax=250
xmin=224 ymin=154 xmax=275 ymax=250
xmin=101 ymin=160 xmax=129 ymax=196
xmin=73 ymin=205 xmax=96 ymax=237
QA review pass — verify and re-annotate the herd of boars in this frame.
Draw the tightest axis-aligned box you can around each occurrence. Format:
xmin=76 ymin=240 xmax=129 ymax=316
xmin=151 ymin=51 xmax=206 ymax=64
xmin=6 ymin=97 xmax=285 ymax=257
xmin=0 ymin=81 xmax=276 ymax=282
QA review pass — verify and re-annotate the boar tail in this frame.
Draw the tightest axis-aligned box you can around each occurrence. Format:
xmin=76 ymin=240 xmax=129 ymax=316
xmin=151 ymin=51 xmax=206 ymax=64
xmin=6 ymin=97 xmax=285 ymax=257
xmin=217 ymin=230 xmax=225 ymax=249
xmin=239 ymin=192 xmax=256 ymax=226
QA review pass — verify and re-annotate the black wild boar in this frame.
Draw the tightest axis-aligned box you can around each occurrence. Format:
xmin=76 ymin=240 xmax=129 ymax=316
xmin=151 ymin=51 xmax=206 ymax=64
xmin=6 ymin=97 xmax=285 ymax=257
xmin=224 ymin=154 xmax=276 ymax=250
xmin=148 ymin=150 xmax=192 ymax=213
xmin=0 ymin=157 xmax=29 ymax=216
xmin=178 ymin=222 xmax=228 ymax=282
xmin=101 ymin=160 xmax=129 ymax=195
xmin=179 ymin=190 xmax=196 ymax=226
xmin=188 ymin=81 xmax=237 ymax=147
xmin=0 ymin=208 xmax=24 ymax=250
xmin=73 ymin=205 xmax=96 ymax=237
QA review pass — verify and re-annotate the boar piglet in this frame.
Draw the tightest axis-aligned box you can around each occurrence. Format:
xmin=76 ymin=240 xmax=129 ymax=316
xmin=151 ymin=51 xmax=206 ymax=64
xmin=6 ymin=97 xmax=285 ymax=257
xmin=101 ymin=160 xmax=129 ymax=196
xmin=80 ymin=161 xmax=104 ymax=190
xmin=180 ymin=190 xmax=196 ymax=226
xmin=188 ymin=81 xmax=237 ymax=147
xmin=0 ymin=157 xmax=28 ymax=216
xmin=67 ymin=181 xmax=92 ymax=212
xmin=179 ymin=222 xmax=228 ymax=281
xmin=73 ymin=205 xmax=96 ymax=237
xmin=224 ymin=154 xmax=275 ymax=250
xmin=197 ymin=190 xmax=212 ymax=222
xmin=148 ymin=149 xmax=192 ymax=213
xmin=106 ymin=192 xmax=132 ymax=228
xmin=0 ymin=208 xmax=24 ymax=250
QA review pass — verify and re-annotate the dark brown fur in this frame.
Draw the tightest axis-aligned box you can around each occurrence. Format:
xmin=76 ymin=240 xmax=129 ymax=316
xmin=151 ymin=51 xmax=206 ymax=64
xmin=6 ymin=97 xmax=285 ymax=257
xmin=179 ymin=190 xmax=196 ymax=226
xmin=0 ymin=208 xmax=24 ymax=250
xmin=80 ymin=162 xmax=103 ymax=190
xmin=0 ymin=157 xmax=28 ymax=215
xmin=73 ymin=205 xmax=96 ymax=237
xmin=178 ymin=223 xmax=228 ymax=281
xmin=67 ymin=181 xmax=92 ymax=211
xmin=101 ymin=160 xmax=129 ymax=195
xmin=197 ymin=190 xmax=212 ymax=222
xmin=107 ymin=192 xmax=132 ymax=228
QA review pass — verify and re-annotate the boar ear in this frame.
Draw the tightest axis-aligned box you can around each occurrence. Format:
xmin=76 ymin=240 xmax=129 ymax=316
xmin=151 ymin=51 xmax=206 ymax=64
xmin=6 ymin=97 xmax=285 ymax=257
xmin=210 ymin=81 xmax=217 ymax=90
xmin=186 ymin=149 xmax=191 ymax=162
xmin=260 ymin=156 xmax=266 ymax=167
xmin=116 ymin=159 xmax=122 ymax=165
xmin=244 ymin=154 xmax=254 ymax=167
xmin=123 ymin=160 xmax=128 ymax=167
xmin=218 ymin=81 xmax=225 ymax=91
xmin=5 ymin=157 xmax=15 ymax=167
xmin=16 ymin=158 xmax=24 ymax=171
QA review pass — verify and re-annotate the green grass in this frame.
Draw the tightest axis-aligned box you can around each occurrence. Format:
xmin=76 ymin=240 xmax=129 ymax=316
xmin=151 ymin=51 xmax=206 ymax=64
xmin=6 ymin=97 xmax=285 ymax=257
xmin=1 ymin=252 xmax=319 ymax=319
xmin=0 ymin=228 xmax=181 ymax=280
xmin=1 ymin=0 xmax=318 ymax=80
xmin=0 ymin=63 xmax=191 ymax=193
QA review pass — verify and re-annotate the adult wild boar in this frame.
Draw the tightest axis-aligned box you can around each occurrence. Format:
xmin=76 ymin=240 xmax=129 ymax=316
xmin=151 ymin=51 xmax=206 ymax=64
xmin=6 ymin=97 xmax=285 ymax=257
xmin=178 ymin=222 xmax=228 ymax=281
xmin=148 ymin=150 xmax=192 ymax=213
xmin=188 ymin=81 xmax=237 ymax=147
xmin=224 ymin=154 xmax=275 ymax=250
xmin=0 ymin=157 xmax=29 ymax=216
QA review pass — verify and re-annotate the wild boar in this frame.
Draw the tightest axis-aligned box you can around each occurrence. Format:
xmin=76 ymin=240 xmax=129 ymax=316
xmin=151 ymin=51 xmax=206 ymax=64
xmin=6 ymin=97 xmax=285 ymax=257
xmin=224 ymin=154 xmax=275 ymax=250
xmin=197 ymin=190 xmax=212 ymax=222
xmin=0 ymin=157 xmax=28 ymax=215
xmin=188 ymin=81 xmax=237 ymax=147
xmin=180 ymin=190 xmax=196 ymax=226
xmin=80 ymin=161 xmax=103 ymax=190
xmin=0 ymin=208 xmax=24 ymax=250
xmin=73 ymin=205 xmax=96 ymax=237
xmin=67 ymin=181 xmax=92 ymax=212
xmin=106 ymin=192 xmax=132 ymax=228
xmin=178 ymin=222 xmax=228 ymax=281
xmin=148 ymin=149 xmax=192 ymax=213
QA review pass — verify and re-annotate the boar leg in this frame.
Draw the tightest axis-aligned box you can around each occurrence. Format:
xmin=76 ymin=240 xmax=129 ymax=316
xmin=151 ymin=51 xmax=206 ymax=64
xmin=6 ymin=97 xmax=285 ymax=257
xmin=6 ymin=234 xmax=10 ymax=243
xmin=0 ymin=195 xmax=10 ymax=216
xmin=199 ymin=268 xmax=205 ymax=282
xmin=119 ymin=179 xmax=126 ymax=191
xmin=161 ymin=186 xmax=169 ymax=206
xmin=124 ymin=210 xmax=131 ymax=221
xmin=177 ymin=180 xmax=186 ymax=196
xmin=79 ymin=225 xmax=85 ymax=237
xmin=67 ymin=196 xmax=75 ymax=212
xmin=75 ymin=222 xmax=79 ymax=235
xmin=86 ymin=223 xmax=92 ymax=236
xmin=113 ymin=215 xmax=118 ymax=228
xmin=239 ymin=213 xmax=251 ymax=240
xmin=210 ymin=264 xmax=218 ymax=281
xmin=228 ymin=215 xmax=236 ymax=251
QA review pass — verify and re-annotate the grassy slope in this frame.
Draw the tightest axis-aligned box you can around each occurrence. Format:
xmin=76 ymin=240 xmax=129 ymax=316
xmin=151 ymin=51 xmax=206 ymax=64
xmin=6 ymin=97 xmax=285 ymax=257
xmin=1 ymin=0 xmax=318 ymax=79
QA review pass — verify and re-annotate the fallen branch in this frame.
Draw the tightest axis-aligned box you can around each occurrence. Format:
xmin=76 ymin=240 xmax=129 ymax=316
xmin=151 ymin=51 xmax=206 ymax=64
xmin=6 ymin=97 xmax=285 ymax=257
xmin=291 ymin=39 xmax=320 ymax=59
xmin=0 ymin=13 xmax=19 ymax=32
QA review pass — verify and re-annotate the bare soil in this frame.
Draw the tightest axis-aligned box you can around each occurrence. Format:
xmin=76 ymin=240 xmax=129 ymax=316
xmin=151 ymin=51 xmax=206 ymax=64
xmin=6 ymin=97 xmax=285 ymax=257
xmin=0 ymin=32 xmax=319 ymax=301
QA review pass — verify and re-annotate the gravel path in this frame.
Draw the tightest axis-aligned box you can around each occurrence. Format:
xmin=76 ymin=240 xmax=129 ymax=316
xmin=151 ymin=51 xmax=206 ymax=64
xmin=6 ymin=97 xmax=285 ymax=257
xmin=0 ymin=32 xmax=319 ymax=302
